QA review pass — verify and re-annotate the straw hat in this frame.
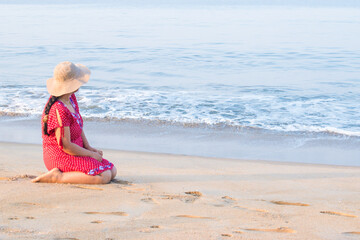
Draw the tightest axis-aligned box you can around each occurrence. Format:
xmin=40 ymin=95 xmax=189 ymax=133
xmin=47 ymin=61 xmax=91 ymax=97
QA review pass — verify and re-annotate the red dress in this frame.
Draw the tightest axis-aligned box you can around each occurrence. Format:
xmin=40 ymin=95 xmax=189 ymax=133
xmin=42 ymin=94 xmax=113 ymax=176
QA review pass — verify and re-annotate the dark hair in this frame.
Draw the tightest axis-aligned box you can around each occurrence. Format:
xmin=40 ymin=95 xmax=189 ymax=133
xmin=43 ymin=96 xmax=59 ymax=136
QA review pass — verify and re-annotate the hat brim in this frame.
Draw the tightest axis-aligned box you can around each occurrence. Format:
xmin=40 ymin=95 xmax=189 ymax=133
xmin=47 ymin=63 xmax=91 ymax=97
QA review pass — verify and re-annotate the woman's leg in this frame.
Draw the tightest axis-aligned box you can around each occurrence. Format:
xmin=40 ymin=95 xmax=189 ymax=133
xmin=31 ymin=168 xmax=112 ymax=184
xmin=110 ymin=166 xmax=117 ymax=180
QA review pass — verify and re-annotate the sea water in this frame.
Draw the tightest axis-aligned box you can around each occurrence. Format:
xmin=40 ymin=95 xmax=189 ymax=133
xmin=0 ymin=0 xmax=359 ymax=165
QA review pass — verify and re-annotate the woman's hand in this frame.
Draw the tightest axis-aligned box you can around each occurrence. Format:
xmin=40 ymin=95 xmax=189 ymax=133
xmin=87 ymin=146 xmax=103 ymax=157
xmin=90 ymin=151 xmax=103 ymax=162
xmin=82 ymin=131 xmax=103 ymax=156
xmin=94 ymin=148 xmax=103 ymax=157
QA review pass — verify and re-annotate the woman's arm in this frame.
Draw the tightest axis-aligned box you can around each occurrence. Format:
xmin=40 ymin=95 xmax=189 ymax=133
xmin=55 ymin=127 xmax=102 ymax=161
xmin=81 ymin=130 xmax=91 ymax=149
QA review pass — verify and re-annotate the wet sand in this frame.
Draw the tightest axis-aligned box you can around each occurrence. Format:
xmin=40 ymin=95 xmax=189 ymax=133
xmin=0 ymin=141 xmax=359 ymax=239
xmin=1 ymin=117 xmax=360 ymax=167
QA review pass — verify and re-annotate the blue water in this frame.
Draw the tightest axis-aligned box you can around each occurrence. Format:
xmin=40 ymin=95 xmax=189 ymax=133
xmin=0 ymin=1 xmax=360 ymax=138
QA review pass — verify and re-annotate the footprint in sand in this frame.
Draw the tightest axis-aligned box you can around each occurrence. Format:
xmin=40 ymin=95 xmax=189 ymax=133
xmin=343 ymin=232 xmax=360 ymax=235
xmin=141 ymin=198 xmax=159 ymax=204
xmin=175 ymin=215 xmax=213 ymax=219
xmin=26 ymin=216 xmax=35 ymax=219
xmin=11 ymin=174 xmax=36 ymax=181
xmin=84 ymin=212 xmax=129 ymax=216
xmin=0 ymin=226 xmax=35 ymax=234
xmin=1 ymin=174 xmax=36 ymax=181
xmin=111 ymin=179 xmax=133 ymax=185
xmin=161 ymin=194 xmax=191 ymax=203
xmin=320 ymin=211 xmax=357 ymax=218
xmin=14 ymin=202 xmax=52 ymax=209
xmin=16 ymin=202 xmax=41 ymax=206
xmin=245 ymin=227 xmax=296 ymax=233
xmin=161 ymin=194 xmax=199 ymax=203
xmin=213 ymin=196 xmax=238 ymax=208
xmin=150 ymin=225 xmax=161 ymax=229
xmin=8 ymin=217 xmax=19 ymax=220
xmin=222 ymin=196 xmax=236 ymax=202
xmin=221 ymin=196 xmax=237 ymax=206
xmin=270 ymin=201 xmax=309 ymax=206
xmin=185 ymin=191 xmax=202 ymax=197
xmin=221 ymin=233 xmax=232 ymax=237
xmin=91 ymin=220 xmax=103 ymax=224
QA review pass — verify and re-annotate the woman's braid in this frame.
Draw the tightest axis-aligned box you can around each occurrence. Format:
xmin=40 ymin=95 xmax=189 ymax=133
xmin=43 ymin=96 xmax=59 ymax=136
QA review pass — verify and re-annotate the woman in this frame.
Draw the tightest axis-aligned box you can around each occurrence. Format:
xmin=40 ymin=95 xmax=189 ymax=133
xmin=32 ymin=61 xmax=117 ymax=184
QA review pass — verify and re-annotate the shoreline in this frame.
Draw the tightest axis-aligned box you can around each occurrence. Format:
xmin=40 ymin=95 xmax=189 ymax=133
xmin=1 ymin=141 xmax=359 ymax=239
xmin=1 ymin=117 xmax=359 ymax=167
xmin=2 ymin=112 xmax=360 ymax=139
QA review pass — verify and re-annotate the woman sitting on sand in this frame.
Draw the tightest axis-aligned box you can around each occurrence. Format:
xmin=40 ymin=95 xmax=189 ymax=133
xmin=32 ymin=61 xmax=117 ymax=184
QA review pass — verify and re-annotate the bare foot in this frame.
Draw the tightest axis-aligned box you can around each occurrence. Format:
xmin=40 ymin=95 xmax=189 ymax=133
xmin=31 ymin=168 xmax=62 ymax=183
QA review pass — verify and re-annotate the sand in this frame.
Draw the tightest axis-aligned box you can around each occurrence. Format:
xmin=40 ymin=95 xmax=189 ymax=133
xmin=0 ymin=141 xmax=359 ymax=240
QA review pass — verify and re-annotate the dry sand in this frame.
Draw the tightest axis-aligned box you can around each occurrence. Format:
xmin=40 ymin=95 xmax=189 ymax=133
xmin=0 ymin=141 xmax=359 ymax=240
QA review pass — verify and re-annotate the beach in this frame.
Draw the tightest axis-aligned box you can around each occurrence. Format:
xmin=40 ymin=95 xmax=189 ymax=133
xmin=1 ymin=1 xmax=360 ymax=239
xmin=1 ymin=141 xmax=359 ymax=239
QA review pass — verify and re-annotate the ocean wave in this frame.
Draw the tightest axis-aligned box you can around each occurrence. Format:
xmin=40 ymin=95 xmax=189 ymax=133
xmin=1 ymin=110 xmax=360 ymax=139
xmin=1 ymin=85 xmax=359 ymax=138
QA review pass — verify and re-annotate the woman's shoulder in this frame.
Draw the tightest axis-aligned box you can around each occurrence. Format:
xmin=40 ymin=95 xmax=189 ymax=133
xmin=48 ymin=100 xmax=69 ymax=116
xmin=46 ymin=100 xmax=72 ymax=130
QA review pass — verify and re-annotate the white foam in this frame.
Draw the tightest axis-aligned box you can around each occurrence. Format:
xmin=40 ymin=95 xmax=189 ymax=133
xmin=1 ymin=85 xmax=360 ymax=138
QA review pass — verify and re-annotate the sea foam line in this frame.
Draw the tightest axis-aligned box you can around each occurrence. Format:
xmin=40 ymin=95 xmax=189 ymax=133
xmin=1 ymin=85 xmax=359 ymax=137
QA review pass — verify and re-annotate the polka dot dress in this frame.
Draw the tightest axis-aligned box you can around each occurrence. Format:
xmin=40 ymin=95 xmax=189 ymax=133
xmin=42 ymin=94 xmax=113 ymax=176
